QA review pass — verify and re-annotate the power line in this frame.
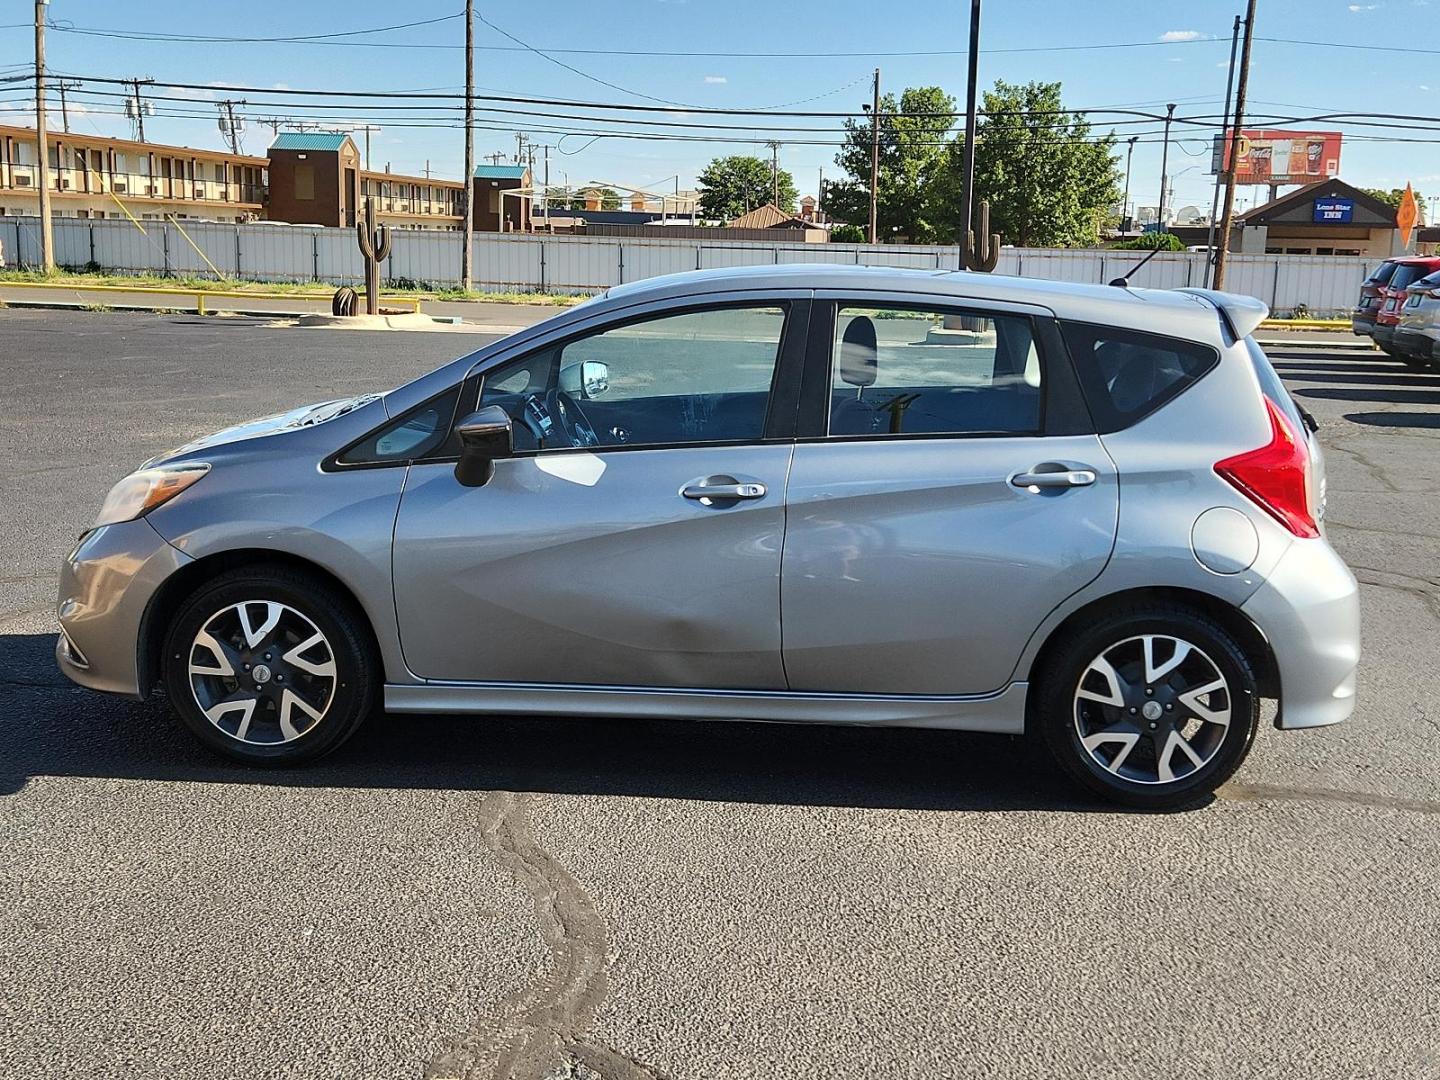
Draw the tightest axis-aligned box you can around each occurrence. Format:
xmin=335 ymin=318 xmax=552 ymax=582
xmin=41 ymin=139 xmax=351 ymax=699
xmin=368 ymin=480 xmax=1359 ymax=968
xmin=44 ymin=13 xmax=463 ymax=46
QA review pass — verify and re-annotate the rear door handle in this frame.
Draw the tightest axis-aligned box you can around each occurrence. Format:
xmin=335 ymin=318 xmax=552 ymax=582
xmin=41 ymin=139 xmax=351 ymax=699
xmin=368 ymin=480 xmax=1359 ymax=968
xmin=1010 ymin=466 xmax=1097 ymax=490
xmin=682 ymin=476 xmax=767 ymax=503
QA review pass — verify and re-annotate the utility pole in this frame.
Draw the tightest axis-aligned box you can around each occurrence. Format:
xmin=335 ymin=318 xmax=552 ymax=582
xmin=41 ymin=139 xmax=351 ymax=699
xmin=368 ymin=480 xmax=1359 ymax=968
xmin=56 ymin=79 xmax=79 ymax=133
xmin=1120 ymin=136 xmax=1137 ymax=232
xmin=868 ymin=68 xmax=880 ymax=243
xmin=217 ymin=99 xmax=245 ymax=156
xmin=128 ymin=78 xmax=154 ymax=142
xmin=1157 ymin=102 xmax=1176 ymax=229
xmin=34 ymin=0 xmax=53 ymax=271
xmin=460 ymin=0 xmax=475 ymax=290
xmin=817 ymin=166 xmax=824 ymax=223
xmin=350 ymin=124 xmax=380 ymax=171
xmin=542 ymin=143 xmax=551 ymax=233
xmin=1214 ymin=0 xmax=1256 ymax=291
xmin=1205 ymin=15 xmax=1242 ymax=284
xmin=766 ymin=140 xmax=780 ymax=208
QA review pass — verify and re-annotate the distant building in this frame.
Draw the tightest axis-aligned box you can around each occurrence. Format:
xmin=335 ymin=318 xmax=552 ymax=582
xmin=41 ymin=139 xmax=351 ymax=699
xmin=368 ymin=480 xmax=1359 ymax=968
xmin=727 ymin=203 xmax=828 ymax=241
xmin=267 ymin=132 xmax=465 ymax=230
xmin=1236 ymin=178 xmax=1402 ymax=258
xmin=473 ymin=164 xmax=532 ymax=233
xmin=0 ymin=123 xmax=266 ymax=223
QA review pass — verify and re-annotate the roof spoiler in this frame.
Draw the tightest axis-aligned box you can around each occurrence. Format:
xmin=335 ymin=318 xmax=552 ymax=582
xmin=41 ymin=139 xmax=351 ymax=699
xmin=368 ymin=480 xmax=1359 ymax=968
xmin=1176 ymin=288 xmax=1269 ymax=339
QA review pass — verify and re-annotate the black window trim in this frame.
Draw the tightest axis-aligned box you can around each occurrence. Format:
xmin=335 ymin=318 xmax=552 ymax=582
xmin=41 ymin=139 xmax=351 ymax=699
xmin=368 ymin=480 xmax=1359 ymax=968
xmin=794 ymin=297 xmax=1092 ymax=444
xmin=324 ymin=297 xmax=811 ymax=471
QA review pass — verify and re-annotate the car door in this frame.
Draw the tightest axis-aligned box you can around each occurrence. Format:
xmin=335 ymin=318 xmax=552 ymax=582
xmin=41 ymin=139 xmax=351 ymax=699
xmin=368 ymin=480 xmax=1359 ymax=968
xmin=390 ymin=296 xmax=808 ymax=689
xmin=780 ymin=295 xmax=1118 ymax=696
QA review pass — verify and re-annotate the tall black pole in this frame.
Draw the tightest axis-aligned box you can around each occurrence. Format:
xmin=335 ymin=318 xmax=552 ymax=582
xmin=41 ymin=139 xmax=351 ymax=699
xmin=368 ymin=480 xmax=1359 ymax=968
xmin=1214 ymin=0 xmax=1256 ymax=291
xmin=960 ymin=0 xmax=982 ymax=253
xmin=34 ymin=0 xmax=53 ymax=271
xmin=1205 ymin=14 xmax=1242 ymax=284
xmin=868 ymin=68 xmax=880 ymax=243
xmin=1121 ymin=136 xmax=1136 ymax=232
xmin=1157 ymin=102 xmax=1175 ymax=230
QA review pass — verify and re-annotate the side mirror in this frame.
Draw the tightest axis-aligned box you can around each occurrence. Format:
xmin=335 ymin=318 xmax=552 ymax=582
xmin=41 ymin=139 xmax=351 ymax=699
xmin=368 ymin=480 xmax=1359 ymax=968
xmin=559 ymin=359 xmax=610 ymax=399
xmin=454 ymin=405 xmax=513 ymax=488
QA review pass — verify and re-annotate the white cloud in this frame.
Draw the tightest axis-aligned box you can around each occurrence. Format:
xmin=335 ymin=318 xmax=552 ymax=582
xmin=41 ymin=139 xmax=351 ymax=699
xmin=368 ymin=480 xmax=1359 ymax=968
xmin=1421 ymin=84 xmax=1432 ymax=90
xmin=704 ymin=75 xmax=727 ymax=84
xmin=1159 ymin=29 xmax=1204 ymax=41
xmin=1348 ymin=3 xmax=1380 ymax=10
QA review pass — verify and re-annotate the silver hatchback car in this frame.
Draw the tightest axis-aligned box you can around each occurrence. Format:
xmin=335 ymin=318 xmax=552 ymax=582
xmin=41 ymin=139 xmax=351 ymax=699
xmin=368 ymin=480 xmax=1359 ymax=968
xmin=57 ymin=266 xmax=1359 ymax=809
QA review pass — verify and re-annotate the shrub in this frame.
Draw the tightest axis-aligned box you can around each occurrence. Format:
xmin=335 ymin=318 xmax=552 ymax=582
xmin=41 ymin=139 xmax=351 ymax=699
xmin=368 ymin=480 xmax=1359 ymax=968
xmin=1114 ymin=231 xmax=1185 ymax=251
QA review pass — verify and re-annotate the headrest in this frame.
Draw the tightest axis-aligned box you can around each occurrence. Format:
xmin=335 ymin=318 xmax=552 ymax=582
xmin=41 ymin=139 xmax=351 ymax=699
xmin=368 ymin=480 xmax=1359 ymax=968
xmin=839 ymin=316 xmax=878 ymax=388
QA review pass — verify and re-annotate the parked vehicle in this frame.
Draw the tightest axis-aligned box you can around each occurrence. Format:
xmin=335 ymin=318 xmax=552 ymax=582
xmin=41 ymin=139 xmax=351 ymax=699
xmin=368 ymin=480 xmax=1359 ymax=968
xmin=56 ymin=266 xmax=1359 ymax=810
xmin=1392 ymin=269 xmax=1440 ymax=370
xmin=1353 ymin=258 xmax=1399 ymax=338
xmin=1371 ymin=256 xmax=1440 ymax=354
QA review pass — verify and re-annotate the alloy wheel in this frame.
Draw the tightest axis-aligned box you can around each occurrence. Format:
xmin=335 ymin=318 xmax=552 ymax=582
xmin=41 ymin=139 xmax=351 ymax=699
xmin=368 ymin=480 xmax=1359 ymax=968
xmin=187 ymin=600 xmax=337 ymax=746
xmin=1072 ymin=634 xmax=1232 ymax=786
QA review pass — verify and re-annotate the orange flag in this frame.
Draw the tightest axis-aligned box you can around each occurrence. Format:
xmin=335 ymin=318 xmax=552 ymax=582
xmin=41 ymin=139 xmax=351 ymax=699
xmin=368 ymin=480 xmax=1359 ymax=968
xmin=1398 ymin=183 xmax=1419 ymax=249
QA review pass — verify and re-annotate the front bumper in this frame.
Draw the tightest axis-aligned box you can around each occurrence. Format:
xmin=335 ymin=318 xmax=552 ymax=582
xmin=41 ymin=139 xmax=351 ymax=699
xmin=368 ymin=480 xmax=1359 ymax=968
xmin=56 ymin=518 xmax=192 ymax=698
xmin=1242 ymin=538 xmax=1360 ymax=730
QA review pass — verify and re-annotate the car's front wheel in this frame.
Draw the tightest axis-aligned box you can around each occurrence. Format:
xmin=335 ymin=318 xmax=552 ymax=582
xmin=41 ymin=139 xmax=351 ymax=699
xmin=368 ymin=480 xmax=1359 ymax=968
xmin=162 ymin=566 xmax=377 ymax=766
xmin=1036 ymin=605 xmax=1260 ymax=810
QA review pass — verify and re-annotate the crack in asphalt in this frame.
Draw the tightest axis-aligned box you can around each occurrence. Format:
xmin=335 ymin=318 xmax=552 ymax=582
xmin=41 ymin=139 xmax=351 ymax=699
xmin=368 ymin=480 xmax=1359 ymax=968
xmin=1325 ymin=442 xmax=1403 ymax=494
xmin=427 ymin=791 xmax=660 ymax=1080
xmin=1351 ymin=567 xmax=1440 ymax=627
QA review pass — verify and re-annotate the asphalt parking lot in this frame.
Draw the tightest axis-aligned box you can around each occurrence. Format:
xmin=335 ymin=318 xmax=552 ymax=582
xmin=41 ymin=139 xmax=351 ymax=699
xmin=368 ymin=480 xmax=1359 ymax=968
xmin=1 ymin=308 xmax=1438 ymax=1080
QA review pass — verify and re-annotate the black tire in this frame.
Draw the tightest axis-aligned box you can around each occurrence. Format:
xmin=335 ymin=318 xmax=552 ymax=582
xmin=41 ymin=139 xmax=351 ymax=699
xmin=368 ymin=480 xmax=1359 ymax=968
xmin=1399 ymin=353 xmax=1433 ymax=371
xmin=1034 ymin=604 xmax=1260 ymax=811
xmin=162 ymin=565 xmax=378 ymax=766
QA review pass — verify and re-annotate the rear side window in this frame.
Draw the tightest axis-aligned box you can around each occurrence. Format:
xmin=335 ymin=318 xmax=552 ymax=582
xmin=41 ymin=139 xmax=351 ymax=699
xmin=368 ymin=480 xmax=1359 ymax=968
xmin=1365 ymin=261 xmax=1398 ymax=285
xmin=1388 ymin=264 xmax=1429 ymax=290
xmin=1061 ymin=323 xmax=1218 ymax=432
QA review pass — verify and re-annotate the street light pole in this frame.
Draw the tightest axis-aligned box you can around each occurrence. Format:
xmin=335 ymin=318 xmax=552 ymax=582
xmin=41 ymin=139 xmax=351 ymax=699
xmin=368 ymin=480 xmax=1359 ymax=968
xmin=960 ymin=0 xmax=982 ymax=258
xmin=460 ymin=0 xmax=475 ymax=290
xmin=1157 ymin=102 xmax=1176 ymax=229
xmin=1121 ymin=136 xmax=1137 ymax=232
xmin=34 ymin=0 xmax=53 ymax=272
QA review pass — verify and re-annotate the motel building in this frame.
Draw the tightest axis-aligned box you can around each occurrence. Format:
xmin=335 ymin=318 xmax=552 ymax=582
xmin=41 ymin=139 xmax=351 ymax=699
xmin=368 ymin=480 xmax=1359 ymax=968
xmin=0 ymin=123 xmax=267 ymax=224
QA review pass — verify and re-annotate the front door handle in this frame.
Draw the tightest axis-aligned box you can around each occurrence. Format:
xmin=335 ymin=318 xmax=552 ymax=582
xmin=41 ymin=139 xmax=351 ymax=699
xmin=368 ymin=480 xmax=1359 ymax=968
xmin=1010 ymin=465 xmax=1097 ymax=490
xmin=682 ymin=476 xmax=767 ymax=504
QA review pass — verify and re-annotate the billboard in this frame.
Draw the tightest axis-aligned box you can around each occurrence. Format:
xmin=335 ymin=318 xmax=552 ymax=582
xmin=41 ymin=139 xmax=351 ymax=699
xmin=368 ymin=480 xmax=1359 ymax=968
xmin=1211 ymin=130 xmax=1343 ymax=185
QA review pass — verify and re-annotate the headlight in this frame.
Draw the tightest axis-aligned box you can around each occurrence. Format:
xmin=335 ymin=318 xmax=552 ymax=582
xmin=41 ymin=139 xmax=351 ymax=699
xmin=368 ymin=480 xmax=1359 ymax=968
xmin=94 ymin=463 xmax=210 ymax=527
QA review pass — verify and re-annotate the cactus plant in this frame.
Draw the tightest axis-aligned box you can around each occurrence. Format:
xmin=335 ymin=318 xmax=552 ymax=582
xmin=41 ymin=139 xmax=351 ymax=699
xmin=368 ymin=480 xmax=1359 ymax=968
xmin=355 ymin=196 xmax=392 ymax=315
xmin=961 ymin=199 xmax=1000 ymax=273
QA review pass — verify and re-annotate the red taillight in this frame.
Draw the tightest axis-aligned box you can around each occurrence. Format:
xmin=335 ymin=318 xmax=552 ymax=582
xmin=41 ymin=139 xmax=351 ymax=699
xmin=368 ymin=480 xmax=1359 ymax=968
xmin=1214 ymin=397 xmax=1319 ymax=539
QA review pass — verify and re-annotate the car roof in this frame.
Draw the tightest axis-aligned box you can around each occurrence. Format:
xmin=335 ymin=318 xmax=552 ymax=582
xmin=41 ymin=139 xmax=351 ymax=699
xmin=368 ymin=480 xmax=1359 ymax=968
xmin=597 ymin=264 xmax=1225 ymax=340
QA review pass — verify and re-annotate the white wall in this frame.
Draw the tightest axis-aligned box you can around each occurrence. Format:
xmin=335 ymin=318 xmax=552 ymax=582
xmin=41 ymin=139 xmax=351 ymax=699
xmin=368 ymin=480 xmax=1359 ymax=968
xmin=0 ymin=215 xmax=1375 ymax=315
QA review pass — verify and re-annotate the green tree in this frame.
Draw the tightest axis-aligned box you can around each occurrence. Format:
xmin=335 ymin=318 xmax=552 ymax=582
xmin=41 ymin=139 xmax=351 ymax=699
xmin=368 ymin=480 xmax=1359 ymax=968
xmin=927 ymin=80 xmax=1120 ymax=248
xmin=1114 ymin=231 xmax=1185 ymax=251
xmin=1361 ymin=187 xmax=1427 ymax=221
xmin=697 ymin=156 xmax=797 ymax=221
xmin=829 ymin=223 xmax=866 ymax=243
xmin=825 ymin=86 xmax=957 ymax=242
xmin=574 ymin=186 xmax=622 ymax=211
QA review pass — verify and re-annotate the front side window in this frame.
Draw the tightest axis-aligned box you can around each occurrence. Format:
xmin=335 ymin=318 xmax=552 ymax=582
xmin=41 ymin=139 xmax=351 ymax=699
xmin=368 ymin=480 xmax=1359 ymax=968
xmin=827 ymin=305 xmax=1043 ymax=437
xmin=474 ymin=305 xmax=789 ymax=452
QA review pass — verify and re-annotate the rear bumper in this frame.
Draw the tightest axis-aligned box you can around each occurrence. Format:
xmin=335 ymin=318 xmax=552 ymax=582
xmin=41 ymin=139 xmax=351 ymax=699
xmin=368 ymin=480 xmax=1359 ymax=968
xmin=1393 ymin=327 xmax=1438 ymax=359
xmin=1350 ymin=315 xmax=1375 ymax=336
xmin=1372 ymin=323 xmax=1397 ymax=346
xmin=1242 ymin=538 xmax=1360 ymax=730
xmin=55 ymin=518 xmax=191 ymax=698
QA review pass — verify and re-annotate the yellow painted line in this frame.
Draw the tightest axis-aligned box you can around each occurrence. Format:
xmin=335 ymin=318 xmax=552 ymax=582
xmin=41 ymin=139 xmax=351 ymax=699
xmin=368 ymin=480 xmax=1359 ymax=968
xmin=0 ymin=280 xmax=421 ymax=313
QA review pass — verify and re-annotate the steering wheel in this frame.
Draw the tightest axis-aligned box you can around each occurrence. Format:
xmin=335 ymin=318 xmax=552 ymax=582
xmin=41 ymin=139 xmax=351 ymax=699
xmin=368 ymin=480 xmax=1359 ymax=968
xmin=545 ymin=388 xmax=600 ymax=448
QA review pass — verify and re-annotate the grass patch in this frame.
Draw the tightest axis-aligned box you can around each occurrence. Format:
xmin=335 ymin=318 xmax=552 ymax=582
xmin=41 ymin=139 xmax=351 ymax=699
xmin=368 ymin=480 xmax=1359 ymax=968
xmin=0 ymin=268 xmax=589 ymax=306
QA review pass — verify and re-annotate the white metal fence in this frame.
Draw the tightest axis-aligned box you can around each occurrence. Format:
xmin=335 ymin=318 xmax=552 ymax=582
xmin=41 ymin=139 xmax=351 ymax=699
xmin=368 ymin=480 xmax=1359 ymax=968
xmin=0 ymin=215 xmax=1372 ymax=315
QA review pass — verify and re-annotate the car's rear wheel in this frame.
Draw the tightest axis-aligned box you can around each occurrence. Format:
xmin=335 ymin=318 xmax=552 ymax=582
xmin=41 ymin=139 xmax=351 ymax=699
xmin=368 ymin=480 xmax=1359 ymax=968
xmin=162 ymin=566 xmax=377 ymax=766
xmin=1036 ymin=605 xmax=1260 ymax=811
xmin=1399 ymin=353 xmax=1433 ymax=371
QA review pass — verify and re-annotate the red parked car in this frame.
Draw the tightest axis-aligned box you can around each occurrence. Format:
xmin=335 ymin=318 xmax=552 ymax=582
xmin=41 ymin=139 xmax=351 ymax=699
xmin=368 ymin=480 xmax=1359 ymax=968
xmin=1370 ymin=256 xmax=1440 ymax=353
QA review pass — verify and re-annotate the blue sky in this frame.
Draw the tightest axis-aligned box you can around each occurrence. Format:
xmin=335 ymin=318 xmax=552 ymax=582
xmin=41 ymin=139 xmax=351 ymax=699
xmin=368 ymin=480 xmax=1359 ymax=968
xmin=2 ymin=0 xmax=1436 ymax=212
